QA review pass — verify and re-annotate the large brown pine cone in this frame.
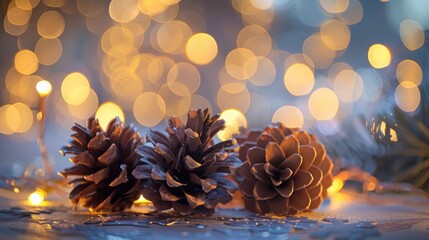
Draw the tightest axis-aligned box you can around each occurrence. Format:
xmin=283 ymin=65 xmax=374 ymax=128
xmin=235 ymin=123 xmax=334 ymax=215
xmin=60 ymin=117 xmax=142 ymax=212
xmin=132 ymin=109 xmax=240 ymax=215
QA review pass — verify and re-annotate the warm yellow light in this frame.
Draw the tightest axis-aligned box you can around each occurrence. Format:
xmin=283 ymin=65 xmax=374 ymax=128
xmin=14 ymin=49 xmax=39 ymax=75
xmin=37 ymin=11 xmax=65 ymax=39
xmin=217 ymin=109 xmax=248 ymax=141
xmin=133 ymin=92 xmax=166 ymax=127
xmin=134 ymin=194 xmax=151 ymax=204
xmin=95 ymin=102 xmax=125 ymax=130
xmin=320 ymin=19 xmax=350 ymax=51
xmin=308 ymin=88 xmax=339 ymax=120
xmin=28 ymin=190 xmax=45 ymax=206
xmin=284 ymin=63 xmax=315 ymax=96
xmin=368 ymin=44 xmax=391 ymax=69
xmin=319 ymin=0 xmax=349 ymax=14
xmin=327 ymin=178 xmax=344 ymax=196
xmin=36 ymin=80 xmax=52 ymax=96
xmin=61 ymin=72 xmax=91 ymax=105
xmin=396 ymin=59 xmax=422 ymax=86
xmin=272 ymin=106 xmax=304 ymax=128
xmin=186 ymin=33 xmax=218 ymax=65
xmin=380 ymin=121 xmax=398 ymax=142
xmin=333 ymin=69 xmax=363 ymax=103
xmin=225 ymin=48 xmax=258 ymax=80
xmin=109 ymin=0 xmax=140 ymax=23
xmin=400 ymin=19 xmax=425 ymax=51
xmin=5 ymin=103 xmax=34 ymax=133
xmin=395 ymin=81 xmax=420 ymax=113
xmin=13 ymin=188 xmax=20 ymax=193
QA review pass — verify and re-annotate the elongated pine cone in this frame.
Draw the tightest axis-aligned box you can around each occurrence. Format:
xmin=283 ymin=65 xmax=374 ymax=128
xmin=132 ymin=109 xmax=240 ymax=215
xmin=235 ymin=123 xmax=334 ymax=216
xmin=60 ymin=117 xmax=142 ymax=212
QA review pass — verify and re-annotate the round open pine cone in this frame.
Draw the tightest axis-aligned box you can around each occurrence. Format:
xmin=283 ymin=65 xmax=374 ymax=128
xmin=60 ymin=117 xmax=142 ymax=212
xmin=235 ymin=123 xmax=334 ymax=216
xmin=132 ymin=108 xmax=240 ymax=216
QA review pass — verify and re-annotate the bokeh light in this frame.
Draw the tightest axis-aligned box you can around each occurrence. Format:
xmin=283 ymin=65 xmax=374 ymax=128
xmin=308 ymin=88 xmax=339 ymax=120
xmin=217 ymin=109 xmax=248 ymax=141
xmin=37 ymin=11 xmax=65 ymax=39
xmin=14 ymin=50 xmax=39 ymax=75
xmin=333 ymin=69 xmax=363 ymax=103
xmin=320 ymin=19 xmax=351 ymax=51
xmin=95 ymin=102 xmax=125 ymax=130
xmin=133 ymin=92 xmax=166 ymax=127
xmin=34 ymin=37 xmax=62 ymax=66
xmin=109 ymin=0 xmax=140 ymax=23
xmin=225 ymin=48 xmax=258 ymax=80
xmin=186 ymin=33 xmax=218 ymax=65
xmin=399 ymin=19 xmax=424 ymax=51
xmin=367 ymin=44 xmax=391 ymax=69
xmin=61 ymin=72 xmax=91 ymax=106
xmin=272 ymin=106 xmax=304 ymax=128
xmin=395 ymin=81 xmax=420 ymax=113
xmin=284 ymin=63 xmax=315 ymax=96
xmin=396 ymin=59 xmax=422 ymax=86
xmin=319 ymin=0 xmax=349 ymax=14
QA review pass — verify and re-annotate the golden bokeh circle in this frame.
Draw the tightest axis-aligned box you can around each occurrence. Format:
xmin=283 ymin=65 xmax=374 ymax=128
xmin=308 ymin=88 xmax=339 ymax=120
xmin=186 ymin=33 xmax=218 ymax=65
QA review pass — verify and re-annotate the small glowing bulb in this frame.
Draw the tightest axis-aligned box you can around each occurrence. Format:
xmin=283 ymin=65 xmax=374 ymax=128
xmin=13 ymin=188 xmax=20 ymax=193
xmin=28 ymin=190 xmax=45 ymax=206
xmin=36 ymin=80 xmax=52 ymax=96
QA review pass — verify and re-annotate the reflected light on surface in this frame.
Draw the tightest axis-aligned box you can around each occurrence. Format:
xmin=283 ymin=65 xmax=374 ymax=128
xmin=36 ymin=80 xmax=52 ymax=97
xmin=367 ymin=44 xmax=391 ymax=69
xmin=95 ymin=102 xmax=125 ymax=130
xmin=133 ymin=194 xmax=151 ymax=204
xmin=217 ymin=109 xmax=247 ymax=141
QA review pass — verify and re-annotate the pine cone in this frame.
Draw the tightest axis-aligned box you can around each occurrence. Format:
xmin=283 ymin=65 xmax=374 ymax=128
xmin=132 ymin=109 xmax=240 ymax=215
xmin=235 ymin=123 xmax=334 ymax=215
xmin=60 ymin=117 xmax=142 ymax=212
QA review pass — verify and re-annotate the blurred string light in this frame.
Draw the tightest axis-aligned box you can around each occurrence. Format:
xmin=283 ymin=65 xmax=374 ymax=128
xmin=36 ymin=80 xmax=52 ymax=97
